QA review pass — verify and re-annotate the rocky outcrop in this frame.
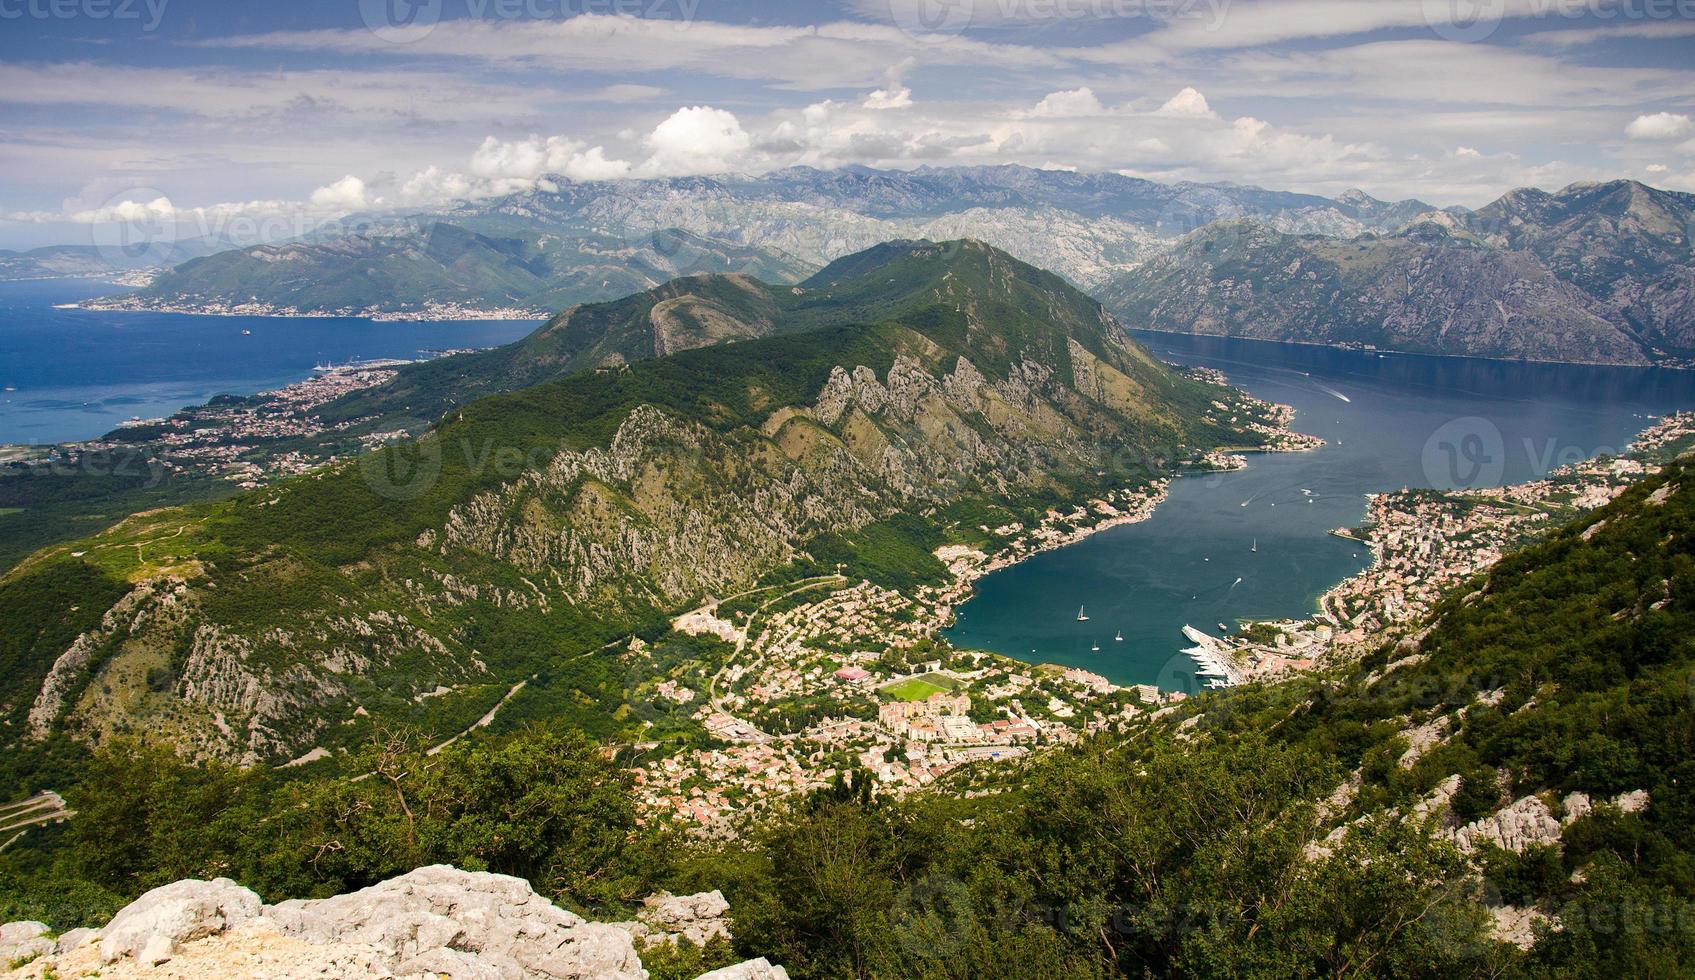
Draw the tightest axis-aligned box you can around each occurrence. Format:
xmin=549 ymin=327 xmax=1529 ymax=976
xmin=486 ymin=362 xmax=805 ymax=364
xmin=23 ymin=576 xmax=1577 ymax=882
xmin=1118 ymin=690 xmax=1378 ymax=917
xmin=0 ymin=921 xmax=53 ymax=965
xmin=263 ymin=865 xmax=643 ymax=979
xmin=1452 ymin=795 xmax=1565 ymax=854
xmin=6 ymin=864 xmax=769 ymax=969
xmin=2 ymin=867 xmax=786 ymax=980
xmin=98 ymin=877 xmax=263 ymax=966
xmin=697 ymin=958 xmax=791 ymax=980
xmin=614 ymin=890 xmax=732 ymax=949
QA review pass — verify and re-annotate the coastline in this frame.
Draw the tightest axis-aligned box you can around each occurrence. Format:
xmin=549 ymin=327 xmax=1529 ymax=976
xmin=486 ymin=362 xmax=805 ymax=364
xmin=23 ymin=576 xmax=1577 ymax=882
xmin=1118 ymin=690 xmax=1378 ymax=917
xmin=925 ymin=372 xmax=1325 ymax=694
xmin=75 ymin=296 xmax=548 ymax=322
xmin=1129 ymin=325 xmax=1694 ymax=372
xmin=1223 ymin=410 xmax=1695 ymax=685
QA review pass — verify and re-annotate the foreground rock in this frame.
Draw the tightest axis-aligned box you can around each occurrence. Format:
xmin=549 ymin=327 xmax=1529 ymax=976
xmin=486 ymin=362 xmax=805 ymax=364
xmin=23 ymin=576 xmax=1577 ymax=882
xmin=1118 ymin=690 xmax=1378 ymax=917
xmin=2 ymin=866 xmax=785 ymax=980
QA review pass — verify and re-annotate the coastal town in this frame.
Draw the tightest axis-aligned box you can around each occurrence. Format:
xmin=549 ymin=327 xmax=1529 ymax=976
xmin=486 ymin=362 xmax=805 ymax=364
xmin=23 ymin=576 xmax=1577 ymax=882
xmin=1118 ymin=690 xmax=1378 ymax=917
xmin=2 ymin=358 xmax=463 ymax=489
xmin=1219 ymin=410 xmax=1695 ymax=684
xmin=621 ymin=402 xmax=1695 ymax=831
xmin=621 ymin=373 xmax=1333 ymax=829
xmin=78 ymin=294 xmax=546 ymax=321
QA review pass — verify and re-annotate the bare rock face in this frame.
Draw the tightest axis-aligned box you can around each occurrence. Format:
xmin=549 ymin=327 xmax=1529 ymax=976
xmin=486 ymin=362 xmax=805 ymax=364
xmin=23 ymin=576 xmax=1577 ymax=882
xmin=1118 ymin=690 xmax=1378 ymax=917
xmin=262 ymin=865 xmax=645 ymax=980
xmin=0 ymin=921 xmax=53 ymax=964
xmin=10 ymin=866 xmax=674 ymax=980
xmin=616 ymin=890 xmax=732 ymax=949
xmin=98 ymin=877 xmax=262 ymax=965
xmin=1452 ymin=795 xmax=1564 ymax=854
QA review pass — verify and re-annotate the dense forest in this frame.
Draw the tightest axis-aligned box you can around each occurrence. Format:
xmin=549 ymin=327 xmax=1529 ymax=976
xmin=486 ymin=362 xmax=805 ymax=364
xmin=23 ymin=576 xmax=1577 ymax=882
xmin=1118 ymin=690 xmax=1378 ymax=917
xmin=5 ymin=458 xmax=1690 ymax=977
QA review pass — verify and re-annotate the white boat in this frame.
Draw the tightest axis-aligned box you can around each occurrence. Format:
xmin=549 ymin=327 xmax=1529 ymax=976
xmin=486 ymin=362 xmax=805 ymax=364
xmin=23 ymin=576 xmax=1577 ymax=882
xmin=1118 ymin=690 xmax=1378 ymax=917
xmin=1114 ymin=631 xmax=1123 ymax=642
xmin=1091 ymin=642 xmax=1100 ymax=652
xmin=1076 ymin=605 xmax=1089 ymax=622
xmin=1251 ymin=538 xmax=1257 ymax=553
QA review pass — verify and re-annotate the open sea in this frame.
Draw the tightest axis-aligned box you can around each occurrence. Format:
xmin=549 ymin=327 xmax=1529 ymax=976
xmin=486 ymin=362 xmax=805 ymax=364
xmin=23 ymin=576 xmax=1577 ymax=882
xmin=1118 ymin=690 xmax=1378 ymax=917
xmin=944 ymin=331 xmax=1695 ymax=689
xmin=0 ymin=279 xmax=540 ymax=445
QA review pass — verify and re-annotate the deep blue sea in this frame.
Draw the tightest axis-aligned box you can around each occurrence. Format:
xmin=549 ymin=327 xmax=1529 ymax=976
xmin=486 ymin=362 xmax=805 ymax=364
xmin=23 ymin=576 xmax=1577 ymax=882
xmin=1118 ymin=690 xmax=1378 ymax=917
xmin=0 ymin=279 xmax=540 ymax=445
xmin=945 ymin=332 xmax=1695 ymax=689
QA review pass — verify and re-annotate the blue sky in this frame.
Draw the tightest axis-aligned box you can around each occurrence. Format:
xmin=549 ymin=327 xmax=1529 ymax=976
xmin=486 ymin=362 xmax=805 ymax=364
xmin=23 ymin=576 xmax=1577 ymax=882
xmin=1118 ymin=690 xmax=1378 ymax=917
xmin=1 ymin=0 xmax=1693 ymax=247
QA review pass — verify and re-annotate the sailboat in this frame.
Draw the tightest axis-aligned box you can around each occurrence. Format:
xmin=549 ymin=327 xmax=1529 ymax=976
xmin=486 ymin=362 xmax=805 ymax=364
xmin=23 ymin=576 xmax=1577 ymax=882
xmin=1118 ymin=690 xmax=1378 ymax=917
xmin=1114 ymin=630 xmax=1123 ymax=642
xmin=1091 ymin=641 xmax=1101 ymax=652
xmin=1076 ymin=605 xmax=1089 ymax=622
xmin=1251 ymin=538 xmax=1257 ymax=553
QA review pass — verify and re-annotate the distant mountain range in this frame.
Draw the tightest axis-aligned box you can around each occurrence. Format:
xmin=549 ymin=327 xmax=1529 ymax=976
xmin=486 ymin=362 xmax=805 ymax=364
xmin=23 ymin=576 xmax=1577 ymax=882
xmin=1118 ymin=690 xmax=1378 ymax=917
xmin=0 ymin=241 xmax=223 ymax=282
xmin=53 ymin=166 xmax=1695 ymax=367
xmin=1103 ymin=179 xmax=1695 ymax=367
xmin=90 ymin=224 xmax=813 ymax=316
xmin=89 ymin=165 xmax=1436 ymax=313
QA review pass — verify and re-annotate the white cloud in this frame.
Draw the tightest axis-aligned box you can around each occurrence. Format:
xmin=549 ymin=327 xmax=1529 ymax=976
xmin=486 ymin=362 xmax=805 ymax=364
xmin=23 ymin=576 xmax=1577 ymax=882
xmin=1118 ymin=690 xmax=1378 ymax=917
xmin=864 ymin=58 xmax=915 ymax=110
xmin=640 ymin=106 xmax=754 ymax=176
xmin=1455 ymin=146 xmax=1481 ymax=157
xmin=863 ymin=86 xmax=914 ymax=110
xmin=1156 ymin=87 xmax=1216 ymax=119
xmin=1625 ymin=112 xmax=1693 ymax=140
xmin=469 ymin=134 xmax=632 ymax=182
xmin=1027 ymin=88 xmax=1107 ymax=117
xmin=568 ymin=146 xmax=635 ymax=181
xmin=309 ymin=175 xmax=374 ymax=210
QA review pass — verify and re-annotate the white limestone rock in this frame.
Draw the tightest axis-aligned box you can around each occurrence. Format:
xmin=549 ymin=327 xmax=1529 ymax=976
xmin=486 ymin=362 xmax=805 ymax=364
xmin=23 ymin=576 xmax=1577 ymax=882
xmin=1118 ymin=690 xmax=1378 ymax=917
xmin=0 ymin=921 xmax=53 ymax=964
xmin=1452 ymin=795 xmax=1563 ymax=854
xmin=262 ymin=864 xmax=644 ymax=980
xmin=696 ymin=957 xmax=792 ymax=980
xmin=635 ymin=890 xmax=732 ymax=948
xmin=98 ymin=877 xmax=262 ymax=965
xmin=52 ymin=927 xmax=99 ymax=954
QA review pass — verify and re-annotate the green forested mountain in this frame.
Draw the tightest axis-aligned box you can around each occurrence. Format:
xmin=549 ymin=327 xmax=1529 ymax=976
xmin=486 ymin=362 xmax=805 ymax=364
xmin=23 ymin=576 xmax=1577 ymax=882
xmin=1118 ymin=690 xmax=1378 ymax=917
xmin=0 ymin=239 xmax=1263 ymax=773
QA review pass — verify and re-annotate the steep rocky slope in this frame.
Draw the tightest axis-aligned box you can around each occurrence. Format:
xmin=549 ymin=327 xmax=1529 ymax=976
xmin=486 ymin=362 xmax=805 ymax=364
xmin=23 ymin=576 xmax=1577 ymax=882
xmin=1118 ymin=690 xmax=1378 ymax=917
xmin=1101 ymin=180 xmax=1695 ymax=366
xmin=1 ymin=240 xmax=1270 ymax=764
xmin=1101 ymin=221 xmax=1652 ymax=364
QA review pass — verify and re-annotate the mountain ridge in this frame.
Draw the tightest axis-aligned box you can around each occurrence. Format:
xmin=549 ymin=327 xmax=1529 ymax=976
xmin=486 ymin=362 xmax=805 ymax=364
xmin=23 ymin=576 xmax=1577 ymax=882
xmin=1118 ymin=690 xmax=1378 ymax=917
xmin=1100 ymin=179 xmax=1695 ymax=367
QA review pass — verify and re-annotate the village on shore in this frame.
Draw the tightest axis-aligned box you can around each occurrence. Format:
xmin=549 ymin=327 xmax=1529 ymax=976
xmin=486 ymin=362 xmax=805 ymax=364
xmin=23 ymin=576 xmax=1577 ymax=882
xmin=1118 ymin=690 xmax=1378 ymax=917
xmin=621 ymin=395 xmax=1695 ymax=833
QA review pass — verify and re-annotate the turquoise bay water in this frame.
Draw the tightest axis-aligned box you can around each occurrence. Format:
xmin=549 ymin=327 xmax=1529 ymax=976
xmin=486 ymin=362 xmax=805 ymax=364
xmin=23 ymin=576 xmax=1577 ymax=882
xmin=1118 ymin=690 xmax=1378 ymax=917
xmin=0 ymin=279 xmax=540 ymax=445
xmin=945 ymin=333 xmax=1695 ymax=689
